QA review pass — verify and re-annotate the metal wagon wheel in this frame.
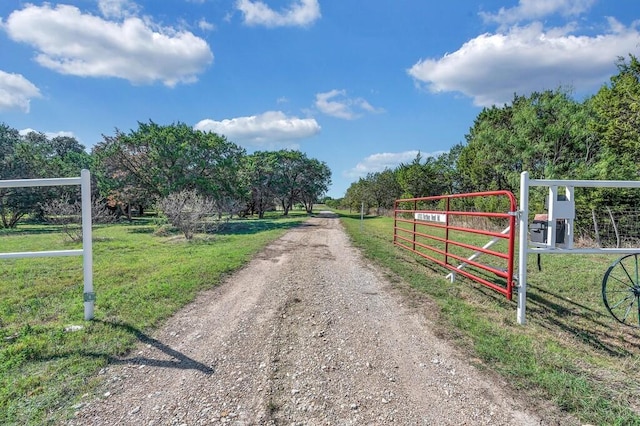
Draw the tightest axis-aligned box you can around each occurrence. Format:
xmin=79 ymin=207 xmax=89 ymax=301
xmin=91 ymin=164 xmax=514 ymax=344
xmin=602 ymin=253 xmax=640 ymax=327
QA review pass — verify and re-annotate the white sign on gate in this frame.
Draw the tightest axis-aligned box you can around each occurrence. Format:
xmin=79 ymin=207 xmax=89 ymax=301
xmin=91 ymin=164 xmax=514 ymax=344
xmin=415 ymin=212 xmax=447 ymax=223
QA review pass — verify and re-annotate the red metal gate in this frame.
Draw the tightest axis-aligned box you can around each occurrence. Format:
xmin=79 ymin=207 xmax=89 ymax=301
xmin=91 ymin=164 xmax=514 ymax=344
xmin=393 ymin=191 xmax=517 ymax=300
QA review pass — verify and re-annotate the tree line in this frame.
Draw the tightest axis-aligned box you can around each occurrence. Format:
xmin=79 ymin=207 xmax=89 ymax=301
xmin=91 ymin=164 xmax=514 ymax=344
xmin=0 ymin=120 xmax=331 ymax=229
xmin=335 ymin=55 xmax=640 ymax=222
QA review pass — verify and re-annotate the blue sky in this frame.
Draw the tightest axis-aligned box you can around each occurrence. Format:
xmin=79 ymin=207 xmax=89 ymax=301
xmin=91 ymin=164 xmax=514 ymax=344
xmin=1 ymin=0 xmax=640 ymax=198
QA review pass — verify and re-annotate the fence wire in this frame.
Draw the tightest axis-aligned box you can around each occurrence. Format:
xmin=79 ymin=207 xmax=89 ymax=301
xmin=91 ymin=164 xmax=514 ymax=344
xmin=575 ymin=208 xmax=640 ymax=248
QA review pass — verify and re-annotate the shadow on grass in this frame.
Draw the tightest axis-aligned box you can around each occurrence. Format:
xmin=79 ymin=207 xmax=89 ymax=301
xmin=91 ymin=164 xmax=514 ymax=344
xmin=410 ymin=255 xmax=638 ymax=357
xmin=524 ymin=285 xmax=637 ymax=357
xmin=33 ymin=321 xmax=215 ymax=374
xmin=122 ymin=211 xmax=333 ymax=237
xmin=335 ymin=212 xmax=380 ymax=220
xmin=121 ymin=216 xmax=157 ymax=225
xmin=100 ymin=321 xmax=215 ymax=374
xmin=0 ymin=225 xmax=67 ymax=236
xmin=213 ymin=218 xmax=309 ymax=236
xmin=468 ymin=272 xmax=638 ymax=356
xmin=126 ymin=226 xmax=156 ymax=234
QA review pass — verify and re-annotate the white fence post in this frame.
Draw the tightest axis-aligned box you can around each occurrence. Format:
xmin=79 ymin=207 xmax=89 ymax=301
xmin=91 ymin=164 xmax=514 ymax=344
xmin=81 ymin=169 xmax=94 ymax=320
xmin=517 ymin=171 xmax=529 ymax=325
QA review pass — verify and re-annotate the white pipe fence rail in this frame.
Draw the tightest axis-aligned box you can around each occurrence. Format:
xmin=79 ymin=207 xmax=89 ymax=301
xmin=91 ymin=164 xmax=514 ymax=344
xmin=0 ymin=170 xmax=94 ymax=320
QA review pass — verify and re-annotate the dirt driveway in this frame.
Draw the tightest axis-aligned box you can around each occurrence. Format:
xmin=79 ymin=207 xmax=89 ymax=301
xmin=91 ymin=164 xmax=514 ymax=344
xmin=72 ymin=212 xmax=571 ymax=425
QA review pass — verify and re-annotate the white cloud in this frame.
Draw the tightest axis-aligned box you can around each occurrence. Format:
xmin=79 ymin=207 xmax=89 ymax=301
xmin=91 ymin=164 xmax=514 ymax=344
xmin=4 ymin=4 xmax=213 ymax=87
xmin=315 ymin=89 xmax=384 ymax=120
xmin=408 ymin=20 xmax=640 ymax=107
xmin=19 ymin=128 xmax=76 ymax=139
xmin=98 ymin=0 xmax=140 ymax=19
xmin=198 ymin=18 xmax=215 ymax=31
xmin=236 ymin=0 xmax=321 ymax=28
xmin=480 ymin=0 xmax=595 ymax=26
xmin=194 ymin=111 xmax=321 ymax=145
xmin=48 ymin=130 xmax=76 ymax=139
xmin=19 ymin=128 xmax=39 ymax=135
xmin=345 ymin=150 xmax=445 ymax=179
xmin=0 ymin=70 xmax=41 ymax=113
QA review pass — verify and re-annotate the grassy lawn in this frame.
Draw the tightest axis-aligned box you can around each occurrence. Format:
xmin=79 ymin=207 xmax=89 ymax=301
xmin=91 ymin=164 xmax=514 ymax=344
xmin=0 ymin=212 xmax=308 ymax=425
xmin=338 ymin=210 xmax=640 ymax=425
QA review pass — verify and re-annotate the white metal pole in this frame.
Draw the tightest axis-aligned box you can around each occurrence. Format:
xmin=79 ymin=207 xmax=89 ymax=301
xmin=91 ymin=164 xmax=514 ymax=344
xmin=517 ymin=171 xmax=530 ymax=325
xmin=81 ymin=169 xmax=94 ymax=320
xmin=566 ymin=186 xmax=574 ymax=249
xmin=548 ymin=186 xmax=557 ymax=248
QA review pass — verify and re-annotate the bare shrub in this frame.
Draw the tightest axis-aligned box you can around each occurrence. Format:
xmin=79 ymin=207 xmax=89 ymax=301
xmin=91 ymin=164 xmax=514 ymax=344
xmin=42 ymin=196 xmax=115 ymax=242
xmin=157 ymin=190 xmax=213 ymax=240
xmin=199 ymin=197 xmax=245 ymax=234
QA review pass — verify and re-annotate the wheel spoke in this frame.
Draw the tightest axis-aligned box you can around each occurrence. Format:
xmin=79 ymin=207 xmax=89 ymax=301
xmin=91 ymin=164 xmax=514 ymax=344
xmin=610 ymin=293 xmax=635 ymax=311
xmin=620 ymin=298 xmax=635 ymax=323
xmin=606 ymin=287 xmax=634 ymax=295
xmin=619 ymin=262 xmax=635 ymax=286
xmin=608 ymin=274 xmax=636 ymax=290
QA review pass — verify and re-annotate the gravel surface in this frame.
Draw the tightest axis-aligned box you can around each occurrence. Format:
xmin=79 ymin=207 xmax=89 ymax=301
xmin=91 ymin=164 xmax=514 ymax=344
xmin=71 ymin=212 xmax=573 ymax=425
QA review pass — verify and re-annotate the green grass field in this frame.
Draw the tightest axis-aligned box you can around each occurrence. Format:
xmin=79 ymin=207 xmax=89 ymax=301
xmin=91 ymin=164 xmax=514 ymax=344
xmin=0 ymin=213 xmax=308 ymax=425
xmin=1 ymin=209 xmax=640 ymax=425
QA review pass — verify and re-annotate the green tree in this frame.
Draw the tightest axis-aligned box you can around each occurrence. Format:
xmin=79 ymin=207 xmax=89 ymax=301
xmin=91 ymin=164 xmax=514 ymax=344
xmin=396 ymin=153 xmax=449 ymax=198
xmin=458 ymin=102 xmax=519 ymax=193
xmin=581 ymin=54 xmax=640 ymax=214
xmin=48 ymin=135 xmax=92 ymax=176
xmin=433 ymin=143 xmax=465 ymax=195
xmin=241 ymin=151 xmax=278 ymax=219
xmin=272 ymin=150 xmax=307 ymax=216
xmin=240 ymin=150 xmax=331 ymax=217
xmin=0 ymin=125 xmax=90 ymax=227
xmin=298 ymin=158 xmax=331 ymax=214
xmin=366 ymin=169 xmax=402 ymax=215
xmin=0 ymin=124 xmax=30 ymax=227
xmin=343 ymin=178 xmax=374 ymax=213
xmin=458 ymin=89 xmax=597 ymax=195
xmin=590 ymin=54 xmax=640 ymax=180
xmin=510 ymin=90 xmax=598 ymax=180
xmin=93 ymin=121 xmax=246 ymax=215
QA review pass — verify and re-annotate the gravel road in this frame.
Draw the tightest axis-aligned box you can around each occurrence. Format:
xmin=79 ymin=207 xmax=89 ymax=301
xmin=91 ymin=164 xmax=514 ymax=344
xmin=71 ymin=212 xmax=571 ymax=425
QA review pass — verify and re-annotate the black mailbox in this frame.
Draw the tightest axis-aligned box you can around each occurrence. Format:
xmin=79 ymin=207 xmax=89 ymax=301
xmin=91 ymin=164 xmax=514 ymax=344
xmin=530 ymin=219 xmax=565 ymax=244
